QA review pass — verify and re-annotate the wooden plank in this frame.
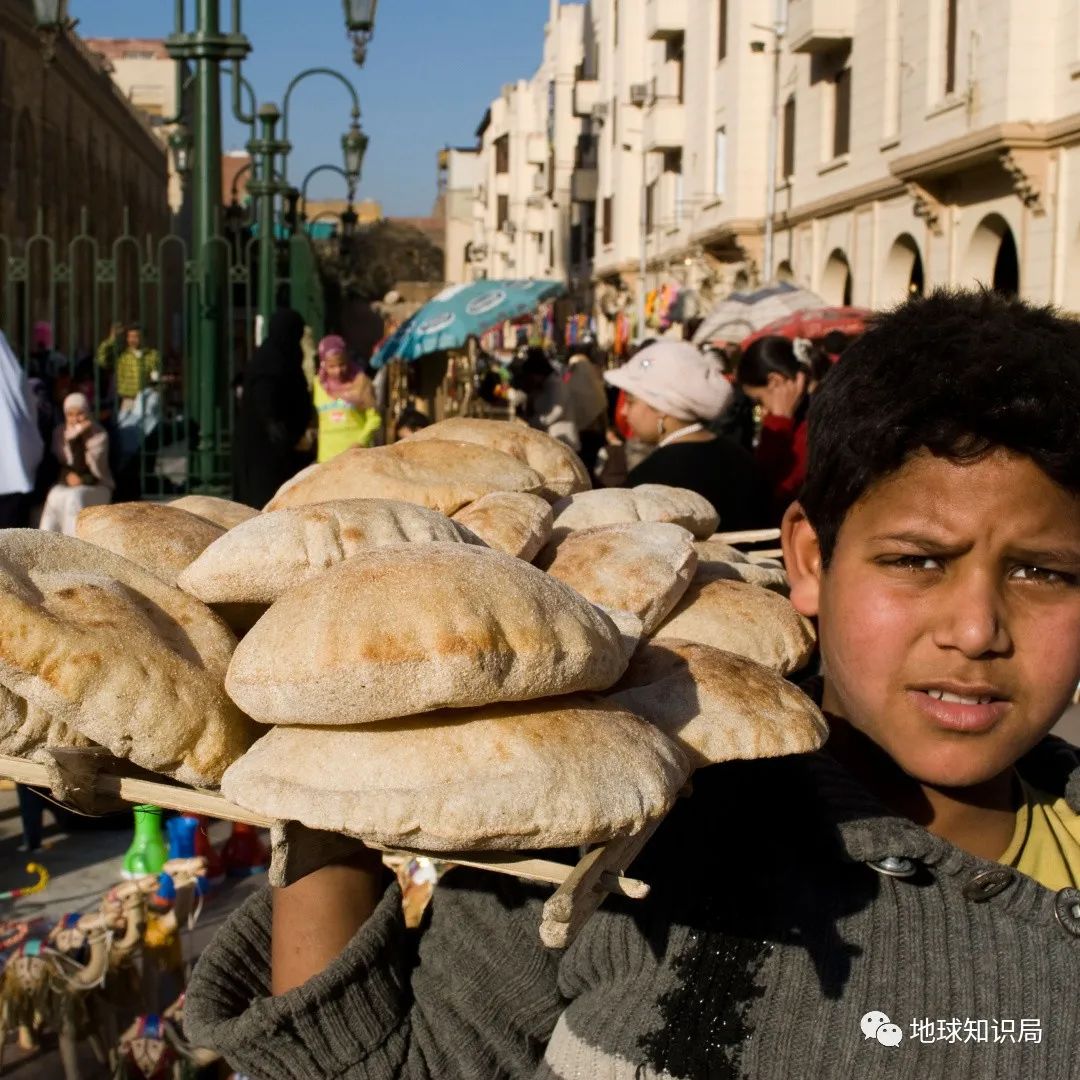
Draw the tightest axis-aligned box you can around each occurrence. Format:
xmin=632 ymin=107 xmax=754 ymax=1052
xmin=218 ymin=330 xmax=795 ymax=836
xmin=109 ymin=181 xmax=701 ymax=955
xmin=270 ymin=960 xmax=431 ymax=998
xmin=539 ymin=817 xmax=663 ymax=949
xmin=746 ymin=548 xmax=784 ymax=563
xmin=714 ymin=528 xmax=782 ymax=544
xmin=0 ymin=755 xmax=648 ymax=901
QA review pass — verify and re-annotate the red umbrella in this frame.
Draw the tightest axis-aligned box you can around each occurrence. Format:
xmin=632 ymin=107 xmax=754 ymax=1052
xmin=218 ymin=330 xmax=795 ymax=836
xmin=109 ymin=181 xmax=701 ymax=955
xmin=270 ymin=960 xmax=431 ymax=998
xmin=740 ymin=306 xmax=872 ymax=351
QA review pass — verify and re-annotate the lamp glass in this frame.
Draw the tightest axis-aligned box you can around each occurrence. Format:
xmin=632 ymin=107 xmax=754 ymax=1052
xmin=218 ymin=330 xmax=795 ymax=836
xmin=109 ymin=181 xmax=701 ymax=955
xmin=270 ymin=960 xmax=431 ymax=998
xmin=342 ymin=127 xmax=369 ymax=180
xmin=343 ymin=0 xmax=377 ymax=32
xmin=32 ymin=0 xmax=65 ymax=26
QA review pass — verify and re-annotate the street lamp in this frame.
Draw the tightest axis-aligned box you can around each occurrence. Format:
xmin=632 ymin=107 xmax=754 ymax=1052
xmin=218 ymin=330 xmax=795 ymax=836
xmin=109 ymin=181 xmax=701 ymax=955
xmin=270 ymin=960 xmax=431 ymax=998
xmin=168 ymin=123 xmax=194 ymax=184
xmin=283 ymin=187 xmax=301 ymax=233
xmin=339 ymin=203 xmax=359 ymax=257
xmin=343 ymin=0 xmax=378 ymax=65
xmin=32 ymin=0 xmax=75 ymax=64
xmin=342 ymin=120 xmax=369 ymax=192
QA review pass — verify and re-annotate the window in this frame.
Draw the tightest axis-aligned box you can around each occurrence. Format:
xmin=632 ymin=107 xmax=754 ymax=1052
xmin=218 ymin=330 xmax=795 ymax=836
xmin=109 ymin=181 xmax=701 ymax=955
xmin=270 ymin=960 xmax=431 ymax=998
xmin=497 ymin=194 xmax=509 ymax=231
xmin=548 ymin=230 xmax=555 ymax=271
xmin=718 ymin=0 xmax=728 ymax=61
xmin=613 ymin=0 xmax=619 ymax=47
xmin=665 ymin=150 xmax=683 ymax=225
xmin=667 ymin=38 xmax=685 ymax=103
xmin=645 ymin=181 xmax=657 ymax=234
xmin=833 ymin=68 xmax=851 ymax=158
xmin=495 ymin=135 xmax=509 ymax=175
xmin=571 ymin=222 xmax=583 ymax=265
xmin=945 ymin=0 xmax=958 ymax=94
xmin=782 ymin=96 xmax=796 ymax=178
xmin=714 ymin=127 xmax=727 ymax=197
xmin=602 ymin=196 xmax=613 ymax=245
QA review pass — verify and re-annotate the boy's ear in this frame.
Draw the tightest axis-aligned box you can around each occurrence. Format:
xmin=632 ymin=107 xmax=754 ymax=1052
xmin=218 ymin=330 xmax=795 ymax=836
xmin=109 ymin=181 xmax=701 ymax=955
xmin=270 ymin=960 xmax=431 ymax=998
xmin=781 ymin=501 xmax=822 ymax=617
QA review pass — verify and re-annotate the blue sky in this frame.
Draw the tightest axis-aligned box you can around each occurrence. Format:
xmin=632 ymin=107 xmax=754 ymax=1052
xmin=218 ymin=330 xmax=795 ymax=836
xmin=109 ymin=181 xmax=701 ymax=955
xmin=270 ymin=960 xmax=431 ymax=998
xmin=72 ymin=1 xmax=561 ymax=217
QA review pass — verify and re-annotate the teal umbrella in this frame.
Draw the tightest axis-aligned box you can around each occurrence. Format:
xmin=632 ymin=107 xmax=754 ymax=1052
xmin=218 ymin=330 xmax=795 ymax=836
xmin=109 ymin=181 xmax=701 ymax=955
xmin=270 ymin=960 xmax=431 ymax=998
xmin=371 ymin=279 xmax=564 ymax=369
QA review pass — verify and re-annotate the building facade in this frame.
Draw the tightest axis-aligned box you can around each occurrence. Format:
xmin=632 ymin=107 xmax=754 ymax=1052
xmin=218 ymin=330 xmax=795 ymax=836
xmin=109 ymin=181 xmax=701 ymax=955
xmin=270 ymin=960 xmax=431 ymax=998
xmin=82 ymin=37 xmax=185 ymax=215
xmin=0 ymin=2 xmax=171 ymax=356
xmin=456 ymin=0 xmax=1080 ymax=347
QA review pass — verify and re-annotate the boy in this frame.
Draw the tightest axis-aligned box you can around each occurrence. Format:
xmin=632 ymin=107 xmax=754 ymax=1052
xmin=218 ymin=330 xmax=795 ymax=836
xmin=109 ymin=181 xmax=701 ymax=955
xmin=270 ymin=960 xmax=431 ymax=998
xmin=186 ymin=291 xmax=1080 ymax=1078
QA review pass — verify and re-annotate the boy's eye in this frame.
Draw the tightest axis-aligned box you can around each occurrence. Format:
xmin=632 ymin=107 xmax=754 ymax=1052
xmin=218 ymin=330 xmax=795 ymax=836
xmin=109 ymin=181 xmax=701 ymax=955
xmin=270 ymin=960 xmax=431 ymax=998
xmin=1010 ymin=565 xmax=1076 ymax=585
xmin=886 ymin=555 xmax=941 ymax=572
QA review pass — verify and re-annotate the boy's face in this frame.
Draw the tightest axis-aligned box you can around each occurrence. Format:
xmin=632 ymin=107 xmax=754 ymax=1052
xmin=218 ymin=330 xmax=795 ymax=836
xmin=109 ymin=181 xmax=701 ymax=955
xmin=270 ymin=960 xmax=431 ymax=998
xmin=785 ymin=449 xmax=1080 ymax=788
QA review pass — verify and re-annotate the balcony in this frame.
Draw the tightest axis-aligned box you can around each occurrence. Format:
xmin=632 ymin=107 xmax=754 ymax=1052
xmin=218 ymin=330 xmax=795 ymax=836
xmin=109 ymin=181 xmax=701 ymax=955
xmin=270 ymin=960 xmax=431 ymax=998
xmin=644 ymin=99 xmax=685 ymax=151
xmin=787 ymin=0 xmax=855 ymax=54
xmin=573 ymin=79 xmax=600 ymax=118
xmin=525 ymin=204 xmax=547 ymax=233
xmin=571 ymin=169 xmax=598 ymax=203
xmin=645 ymin=0 xmax=687 ymax=41
xmin=527 ymin=133 xmax=548 ymax=166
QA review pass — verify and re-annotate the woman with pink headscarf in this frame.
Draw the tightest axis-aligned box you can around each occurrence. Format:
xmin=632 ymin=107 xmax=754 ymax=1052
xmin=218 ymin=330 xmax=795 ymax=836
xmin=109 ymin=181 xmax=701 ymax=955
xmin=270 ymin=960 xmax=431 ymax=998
xmin=313 ymin=334 xmax=381 ymax=462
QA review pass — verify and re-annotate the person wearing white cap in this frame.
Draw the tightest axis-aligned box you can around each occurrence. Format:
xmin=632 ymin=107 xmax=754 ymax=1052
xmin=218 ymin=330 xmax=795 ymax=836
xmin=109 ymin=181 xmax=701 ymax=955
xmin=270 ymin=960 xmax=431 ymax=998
xmin=603 ymin=340 xmax=770 ymax=530
xmin=39 ymin=392 xmax=113 ymax=535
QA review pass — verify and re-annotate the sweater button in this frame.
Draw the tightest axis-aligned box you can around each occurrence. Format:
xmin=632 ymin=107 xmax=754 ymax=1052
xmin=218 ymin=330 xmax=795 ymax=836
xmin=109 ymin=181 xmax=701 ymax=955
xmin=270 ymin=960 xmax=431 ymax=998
xmin=1054 ymin=888 xmax=1080 ymax=936
xmin=962 ymin=867 xmax=1014 ymax=902
xmin=867 ymin=856 xmax=916 ymax=878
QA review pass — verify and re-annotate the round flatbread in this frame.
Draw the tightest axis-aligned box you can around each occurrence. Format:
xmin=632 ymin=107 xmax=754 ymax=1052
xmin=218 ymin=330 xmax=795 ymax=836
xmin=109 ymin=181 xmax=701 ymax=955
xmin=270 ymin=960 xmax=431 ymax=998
xmin=179 ymin=499 xmax=484 ymax=605
xmin=221 ymin=696 xmax=688 ymax=851
xmin=545 ymin=522 xmax=697 ymax=635
xmin=694 ymin=536 xmax=750 ymax=565
xmin=694 ymin=559 xmax=789 ymax=595
xmin=452 ymin=492 xmax=553 ymax=561
xmin=549 ymin=484 xmax=719 ymax=546
xmin=606 ymin=640 xmax=827 ymax=769
xmin=0 ymin=684 xmax=95 ymax=763
xmin=407 ymin=417 xmax=591 ymax=500
xmin=0 ymin=530 xmax=258 ymax=786
xmin=264 ymin=440 xmax=544 ymax=514
xmin=653 ymin=578 xmax=816 ymax=674
xmin=170 ymin=495 xmax=259 ymax=531
xmin=226 ymin=543 xmax=637 ymax=726
xmin=75 ymin=502 xmax=225 ymax=587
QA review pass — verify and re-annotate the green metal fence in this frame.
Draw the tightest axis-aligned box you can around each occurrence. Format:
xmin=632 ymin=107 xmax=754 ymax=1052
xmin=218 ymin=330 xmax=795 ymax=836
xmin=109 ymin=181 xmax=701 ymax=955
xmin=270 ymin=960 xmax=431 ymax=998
xmin=2 ymin=207 xmax=329 ymax=500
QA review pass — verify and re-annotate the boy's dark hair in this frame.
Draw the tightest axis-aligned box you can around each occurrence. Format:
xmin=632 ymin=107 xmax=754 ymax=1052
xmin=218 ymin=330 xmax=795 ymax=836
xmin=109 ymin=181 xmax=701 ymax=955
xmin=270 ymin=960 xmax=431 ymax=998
xmin=802 ymin=289 xmax=1080 ymax=564
xmin=738 ymin=334 xmax=830 ymax=385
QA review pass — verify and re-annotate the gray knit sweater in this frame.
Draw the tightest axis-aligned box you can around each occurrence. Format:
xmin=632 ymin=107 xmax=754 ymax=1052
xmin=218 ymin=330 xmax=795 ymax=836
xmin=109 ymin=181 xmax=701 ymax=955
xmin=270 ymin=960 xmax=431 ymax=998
xmin=184 ymin=739 xmax=1080 ymax=1079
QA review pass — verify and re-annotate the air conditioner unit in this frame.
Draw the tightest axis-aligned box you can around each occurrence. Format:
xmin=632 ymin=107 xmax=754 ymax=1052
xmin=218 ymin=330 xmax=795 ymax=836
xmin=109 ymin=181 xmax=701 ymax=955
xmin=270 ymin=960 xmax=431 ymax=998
xmin=629 ymin=83 xmax=651 ymax=107
xmin=532 ymin=171 xmax=547 ymax=193
xmin=591 ymin=102 xmax=609 ymax=121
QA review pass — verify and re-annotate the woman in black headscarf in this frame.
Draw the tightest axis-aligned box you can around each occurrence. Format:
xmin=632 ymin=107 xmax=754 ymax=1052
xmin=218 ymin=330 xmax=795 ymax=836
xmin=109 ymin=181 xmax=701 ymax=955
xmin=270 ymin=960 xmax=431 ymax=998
xmin=234 ymin=309 xmax=313 ymax=508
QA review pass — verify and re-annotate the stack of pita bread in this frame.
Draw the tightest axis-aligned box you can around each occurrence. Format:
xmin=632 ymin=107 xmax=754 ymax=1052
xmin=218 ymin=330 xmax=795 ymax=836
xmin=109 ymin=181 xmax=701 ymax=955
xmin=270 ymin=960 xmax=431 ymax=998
xmin=0 ymin=416 xmax=827 ymax=856
xmin=0 ymin=530 xmax=258 ymax=786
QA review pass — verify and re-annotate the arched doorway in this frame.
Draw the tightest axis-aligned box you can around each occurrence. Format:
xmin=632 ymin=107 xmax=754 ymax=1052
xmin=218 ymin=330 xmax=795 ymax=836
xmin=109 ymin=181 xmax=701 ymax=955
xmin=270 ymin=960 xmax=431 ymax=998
xmin=964 ymin=214 xmax=1019 ymax=297
xmin=776 ymin=259 xmax=795 ymax=284
xmin=882 ymin=234 xmax=924 ymax=303
xmin=993 ymin=229 xmax=1019 ymax=296
xmin=821 ymin=249 xmax=852 ymax=306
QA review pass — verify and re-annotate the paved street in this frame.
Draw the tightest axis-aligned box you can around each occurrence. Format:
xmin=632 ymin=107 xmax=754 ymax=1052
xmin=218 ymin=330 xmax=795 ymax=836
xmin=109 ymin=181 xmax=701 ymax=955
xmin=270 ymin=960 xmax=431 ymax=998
xmin=0 ymin=784 xmax=261 ymax=1077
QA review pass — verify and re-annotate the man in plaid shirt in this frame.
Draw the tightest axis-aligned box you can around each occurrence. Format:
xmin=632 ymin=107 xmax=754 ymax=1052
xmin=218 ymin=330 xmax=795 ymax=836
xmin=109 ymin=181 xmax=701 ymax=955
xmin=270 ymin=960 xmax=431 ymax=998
xmin=95 ymin=322 xmax=161 ymax=405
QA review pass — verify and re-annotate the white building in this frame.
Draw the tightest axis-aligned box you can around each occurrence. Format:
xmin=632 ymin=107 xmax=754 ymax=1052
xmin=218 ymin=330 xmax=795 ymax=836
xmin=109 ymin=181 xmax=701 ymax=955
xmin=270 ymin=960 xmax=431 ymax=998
xmin=84 ymin=38 xmax=186 ymax=215
xmin=455 ymin=0 xmax=1080 ymax=344
xmin=771 ymin=0 xmax=1080 ymax=312
xmin=447 ymin=0 xmax=585 ymax=286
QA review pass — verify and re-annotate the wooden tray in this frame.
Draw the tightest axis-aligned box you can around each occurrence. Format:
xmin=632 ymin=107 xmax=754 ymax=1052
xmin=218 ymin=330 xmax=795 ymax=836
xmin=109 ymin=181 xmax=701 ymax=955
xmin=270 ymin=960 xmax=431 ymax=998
xmin=0 ymin=752 xmax=652 ymax=949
